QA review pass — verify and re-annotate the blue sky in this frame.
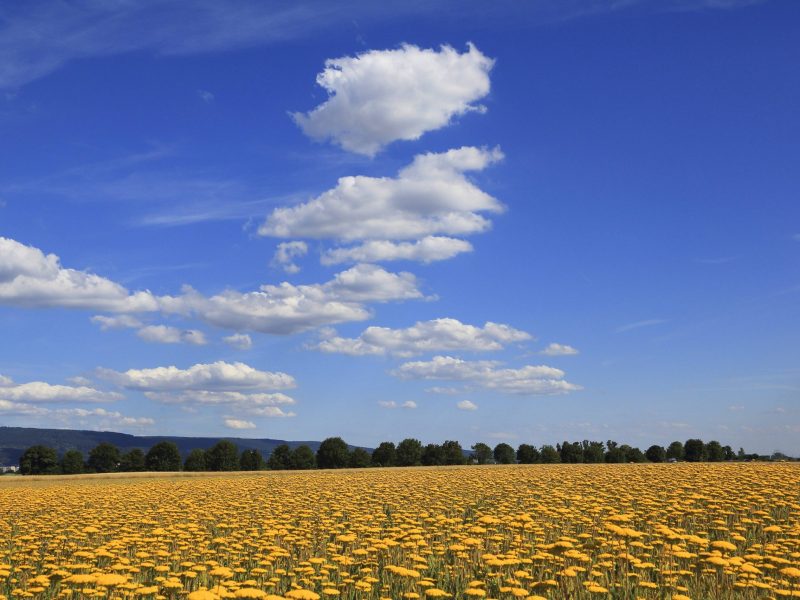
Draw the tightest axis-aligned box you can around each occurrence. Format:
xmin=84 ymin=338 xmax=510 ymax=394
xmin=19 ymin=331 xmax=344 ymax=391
xmin=1 ymin=0 xmax=798 ymax=454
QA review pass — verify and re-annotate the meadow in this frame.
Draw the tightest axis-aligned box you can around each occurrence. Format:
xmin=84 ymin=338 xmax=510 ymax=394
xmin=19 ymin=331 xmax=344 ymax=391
xmin=1 ymin=464 xmax=798 ymax=600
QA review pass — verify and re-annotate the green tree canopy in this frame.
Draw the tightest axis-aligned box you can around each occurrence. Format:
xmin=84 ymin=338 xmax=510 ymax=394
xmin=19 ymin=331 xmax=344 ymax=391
xmin=645 ymin=445 xmax=666 ymax=463
xmin=239 ymin=449 xmax=264 ymax=471
xmin=316 ymin=437 xmax=350 ymax=469
xmin=290 ymin=445 xmax=316 ymax=470
xmin=684 ymin=439 xmax=706 ymax=462
xmin=371 ymin=442 xmax=397 ymax=467
xmin=666 ymin=441 xmax=684 ymax=460
xmin=206 ymin=440 xmax=239 ymax=471
xmin=267 ymin=444 xmax=293 ymax=470
xmin=471 ymin=443 xmax=493 ymax=465
xmin=349 ymin=448 xmax=372 ymax=468
xmin=442 ymin=440 xmax=466 ymax=465
xmin=396 ymin=438 xmax=423 ymax=466
xmin=60 ymin=449 xmax=84 ymax=474
xmin=87 ymin=442 xmax=120 ymax=473
xmin=183 ymin=449 xmax=207 ymax=472
xmin=20 ymin=445 xmax=59 ymax=475
xmin=540 ymin=445 xmax=560 ymax=463
xmin=493 ymin=443 xmax=516 ymax=464
xmin=705 ymin=440 xmax=725 ymax=462
xmin=120 ymin=448 xmax=146 ymax=472
xmin=516 ymin=444 xmax=540 ymax=464
xmin=145 ymin=441 xmax=181 ymax=472
xmin=421 ymin=443 xmax=444 ymax=466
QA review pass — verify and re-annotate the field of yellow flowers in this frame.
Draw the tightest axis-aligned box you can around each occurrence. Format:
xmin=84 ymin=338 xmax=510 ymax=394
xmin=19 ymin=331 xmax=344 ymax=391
xmin=1 ymin=464 xmax=799 ymax=600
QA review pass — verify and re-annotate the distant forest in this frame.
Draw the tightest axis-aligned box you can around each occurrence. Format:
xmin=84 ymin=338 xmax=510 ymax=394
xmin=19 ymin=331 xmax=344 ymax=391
xmin=12 ymin=435 xmax=794 ymax=475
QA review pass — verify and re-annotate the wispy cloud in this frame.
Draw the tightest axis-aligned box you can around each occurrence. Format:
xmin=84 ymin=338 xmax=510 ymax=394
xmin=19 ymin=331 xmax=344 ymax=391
xmin=615 ymin=319 xmax=666 ymax=333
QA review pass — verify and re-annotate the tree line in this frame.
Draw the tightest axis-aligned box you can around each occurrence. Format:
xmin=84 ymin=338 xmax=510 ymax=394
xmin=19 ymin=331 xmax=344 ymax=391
xmin=15 ymin=436 xmax=781 ymax=475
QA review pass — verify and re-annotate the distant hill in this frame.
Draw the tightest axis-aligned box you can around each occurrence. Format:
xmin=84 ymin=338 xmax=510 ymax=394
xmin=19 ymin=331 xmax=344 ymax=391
xmin=0 ymin=426 xmax=344 ymax=466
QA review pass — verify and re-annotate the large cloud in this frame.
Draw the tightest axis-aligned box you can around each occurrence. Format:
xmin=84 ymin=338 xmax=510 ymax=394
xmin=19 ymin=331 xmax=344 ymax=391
xmin=259 ymin=147 xmax=503 ymax=242
xmin=0 ymin=237 xmax=157 ymax=312
xmin=292 ymin=44 xmax=494 ymax=155
xmin=393 ymin=355 xmax=581 ymax=395
xmin=321 ymin=236 xmax=473 ymax=265
xmin=314 ymin=318 xmax=531 ymax=357
xmin=0 ymin=375 xmax=123 ymax=403
xmin=97 ymin=361 xmax=295 ymax=392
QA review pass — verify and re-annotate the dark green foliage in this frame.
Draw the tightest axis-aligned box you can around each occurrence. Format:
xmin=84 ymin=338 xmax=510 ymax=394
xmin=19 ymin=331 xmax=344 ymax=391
xmin=540 ymin=445 xmax=560 ymax=463
xmin=442 ymin=440 xmax=466 ymax=465
xmin=206 ymin=440 xmax=239 ymax=471
xmin=20 ymin=445 xmax=59 ymax=475
xmin=240 ymin=449 xmax=264 ymax=471
xmin=471 ymin=443 xmax=493 ymax=464
xmin=396 ymin=438 xmax=423 ymax=466
xmin=666 ymin=441 xmax=684 ymax=461
xmin=705 ymin=440 xmax=724 ymax=462
xmin=371 ymin=442 xmax=397 ymax=467
xmin=316 ymin=437 xmax=350 ymax=469
xmin=60 ymin=449 xmax=84 ymax=474
xmin=646 ymin=445 xmax=666 ymax=463
xmin=624 ymin=446 xmax=646 ymax=463
xmin=145 ymin=441 xmax=181 ymax=471
xmin=120 ymin=449 xmax=146 ymax=472
xmin=267 ymin=444 xmax=293 ymax=470
xmin=183 ymin=449 xmax=207 ymax=471
xmin=421 ymin=443 xmax=444 ymax=466
xmin=349 ymin=448 xmax=372 ymax=468
xmin=558 ymin=441 xmax=583 ymax=464
xmin=493 ymin=443 xmax=515 ymax=464
xmin=87 ymin=442 xmax=120 ymax=473
xmin=516 ymin=444 xmax=540 ymax=464
xmin=290 ymin=445 xmax=316 ymax=469
xmin=684 ymin=439 xmax=706 ymax=462
xmin=582 ymin=440 xmax=606 ymax=463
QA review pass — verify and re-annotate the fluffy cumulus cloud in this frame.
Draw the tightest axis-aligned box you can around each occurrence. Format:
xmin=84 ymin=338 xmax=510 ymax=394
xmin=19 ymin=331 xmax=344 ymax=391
xmin=292 ymin=43 xmax=494 ymax=155
xmin=393 ymin=356 xmax=581 ymax=395
xmin=223 ymin=333 xmax=253 ymax=350
xmin=0 ymin=237 xmax=157 ymax=312
xmin=321 ymin=236 xmax=473 ymax=265
xmin=136 ymin=325 xmax=208 ymax=345
xmin=259 ymin=147 xmax=504 ymax=242
xmin=378 ymin=400 xmax=417 ymax=409
xmin=271 ymin=241 xmax=308 ymax=274
xmin=90 ymin=315 xmax=143 ymax=330
xmin=224 ymin=418 xmax=256 ymax=430
xmin=457 ymin=400 xmax=478 ymax=411
xmin=0 ymin=374 xmax=122 ymax=403
xmin=97 ymin=361 xmax=295 ymax=392
xmin=541 ymin=342 xmax=579 ymax=356
xmin=314 ymin=318 xmax=531 ymax=357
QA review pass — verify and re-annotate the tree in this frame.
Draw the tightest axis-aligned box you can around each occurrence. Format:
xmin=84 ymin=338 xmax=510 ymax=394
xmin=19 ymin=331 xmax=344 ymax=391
xmin=516 ymin=444 xmax=540 ymax=464
xmin=396 ymin=438 xmax=423 ymax=466
xmin=582 ymin=440 xmax=606 ymax=463
xmin=20 ymin=445 xmax=59 ymax=475
xmin=87 ymin=442 xmax=120 ymax=473
xmin=60 ymin=450 xmax=84 ymax=474
xmin=623 ymin=446 xmax=646 ymax=463
xmin=604 ymin=441 xmax=624 ymax=463
xmin=145 ymin=442 xmax=181 ymax=471
xmin=723 ymin=445 xmax=735 ymax=461
xmin=442 ymin=440 xmax=465 ymax=465
xmin=666 ymin=441 xmax=684 ymax=461
xmin=471 ymin=443 xmax=493 ymax=465
xmin=120 ymin=449 xmax=146 ymax=472
xmin=316 ymin=437 xmax=350 ymax=469
xmin=493 ymin=443 xmax=516 ymax=464
xmin=349 ymin=448 xmax=371 ymax=468
xmin=559 ymin=441 xmax=583 ymax=464
xmin=290 ymin=445 xmax=316 ymax=469
xmin=421 ymin=443 xmax=444 ymax=466
xmin=239 ymin=449 xmax=264 ymax=471
xmin=684 ymin=439 xmax=706 ymax=462
xmin=371 ymin=442 xmax=397 ymax=467
xmin=540 ymin=445 xmax=560 ymax=463
xmin=267 ymin=444 xmax=293 ymax=470
xmin=183 ymin=449 xmax=207 ymax=472
xmin=645 ymin=445 xmax=666 ymax=463
xmin=705 ymin=440 xmax=724 ymax=462
xmin=206 ymin=440 xmax=239 ymax=471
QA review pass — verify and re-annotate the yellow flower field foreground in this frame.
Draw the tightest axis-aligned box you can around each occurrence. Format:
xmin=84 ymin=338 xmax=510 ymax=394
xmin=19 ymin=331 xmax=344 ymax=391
xmin=1 ymin=464 xmax=799 ymax=600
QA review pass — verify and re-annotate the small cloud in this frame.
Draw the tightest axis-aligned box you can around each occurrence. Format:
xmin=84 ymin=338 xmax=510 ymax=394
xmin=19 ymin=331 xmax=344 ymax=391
xmin=540 ymin=343 xmax=579 ymax=356
xmin=223 ymin=333 xmax=253 ymax=350
xmin=67 ymin=376 xmax=92 ymax=386
xmin=224 ymin=418 xmax=256 ymax=430
xmin=425 ymin=386 xmax=462 ymax=395
xmin=615 ymin=319 xmax=666 ymax=333
xmin=378 ymin=400 xmax=397 ymax=409
xmin=401 ymin=400 xmax=417 ymax=409
xmin=136 ymin=325 xmax=208 ymax=345
xmin=91 ymin=315 xmax=143 ymax=330
xmin=197 ymin=89 xmax=215 ymax=103
xmin=457 ymin=400 xmax=477 ymax=411
xmin=270 ymin=241 xmax=308 ymax=274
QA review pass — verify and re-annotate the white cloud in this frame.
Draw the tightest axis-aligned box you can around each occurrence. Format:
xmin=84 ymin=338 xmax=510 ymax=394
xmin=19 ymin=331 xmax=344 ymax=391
xmin=136 ymin=324 xmax=208 ymax=345
xmin=90 ymin=314 xmax=143 ymax=330
xmin=378 ymin=400 xmax=417 ymax=410
xmin=66 ymin=376 xmax=92 ymax=386
xmin=541 ymin=342 xmax=579 ymax=356
xmin=393 ymin=355 xmax=581 ymax=395
xmin=0 ymin=237 xmax=158 ymax=312
xmin=259 ymin=146 xmax=504 ymax=242
xmin=145 ymin=390 xmax=295 ymax=406
xmin=0 ymin=376 xmax=122 ymax=403
xmin=271 ymin=241 xmax=308 ymax=274
xmin=292 ymin=43 xmax=493 ymax=156
xmin=97 ymin=360 xmax=295 ymax=392
xmin=223 ymin=333 xmax=253 ymax=350
xmin=53 ymin=407 xmax=154 ymax=427
xmin=425 ymin=386 xmax=462 ymax=395
xmin=457 ymin=400 xmax=478 ymax=411
xmin=402 ymin=400 xmax=417 ymax=409
xmin=224 ymin=418 xmax=256 ymax=430
xmin=314 ymin=318 xmax=531 ymax=357
xmin=0 ymin=401 xmax=153 ymax=428
xmin=321 ymin=236 xmax=473 ymax=265
xmin=197 ymin=89 xmax=214 ymax=103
